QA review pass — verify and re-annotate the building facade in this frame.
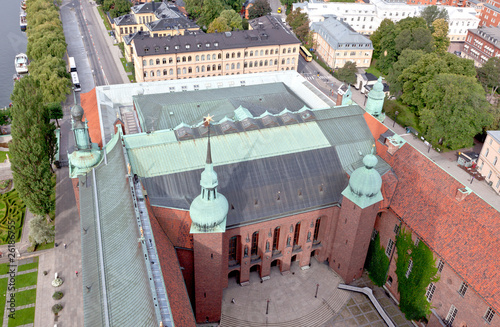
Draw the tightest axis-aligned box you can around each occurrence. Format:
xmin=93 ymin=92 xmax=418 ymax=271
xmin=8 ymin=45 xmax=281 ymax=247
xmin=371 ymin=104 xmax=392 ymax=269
xmin=478 ymin=131 xmax=500 ymax=194
xmin=479 ymin=3 xmax=500 ymax=27
xmin=131 ymin=16 xmax=300 ymax=82
xmin=463 ymin=27 xmax=500 ymax=65
xmin=311 ymin=17 xmax=373 ymax=69
xmin=73 ymin=72 xmax=499 ymax=326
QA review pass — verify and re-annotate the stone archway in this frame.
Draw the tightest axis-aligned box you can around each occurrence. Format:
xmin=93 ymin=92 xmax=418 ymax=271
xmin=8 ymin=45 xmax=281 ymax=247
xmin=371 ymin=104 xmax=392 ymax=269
xmin=228 ymin=269 xmax=240 ymax=285
xmin=249 ymin=264 xmax=261 ymax=282
xmin=271 ymin=258 xmax=281 ymax=274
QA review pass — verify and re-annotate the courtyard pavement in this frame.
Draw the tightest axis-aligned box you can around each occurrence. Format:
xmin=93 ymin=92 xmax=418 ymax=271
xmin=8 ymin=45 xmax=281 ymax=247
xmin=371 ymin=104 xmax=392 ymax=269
xmin=221 ymin=259 xmax=412 ymax=327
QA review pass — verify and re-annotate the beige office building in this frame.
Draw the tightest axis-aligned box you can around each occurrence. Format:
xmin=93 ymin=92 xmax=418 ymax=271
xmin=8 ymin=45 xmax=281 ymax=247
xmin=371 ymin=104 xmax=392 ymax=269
xmin=478 ymin=131 xmax=500 ymax=194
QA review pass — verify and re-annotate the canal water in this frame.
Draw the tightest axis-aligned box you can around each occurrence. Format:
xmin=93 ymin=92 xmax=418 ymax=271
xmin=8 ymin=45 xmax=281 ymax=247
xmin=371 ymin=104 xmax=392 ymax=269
xmin=0 ymin=0 xmax=28 ymax=107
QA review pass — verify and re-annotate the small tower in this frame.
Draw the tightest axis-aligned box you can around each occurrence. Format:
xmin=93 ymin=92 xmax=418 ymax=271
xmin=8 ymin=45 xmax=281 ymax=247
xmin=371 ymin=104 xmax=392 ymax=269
xmin=337 ymin=83 xmax=353 ymax=106
xmin=332 ymin=149 xmax=384 ymax=283
xmin=68 ymin=95 xmax=102 ymax=178
xmin=190 ymin=115 xmax=229 ymax=323
xmin=365 ymin=77 xmax=386 ymax=122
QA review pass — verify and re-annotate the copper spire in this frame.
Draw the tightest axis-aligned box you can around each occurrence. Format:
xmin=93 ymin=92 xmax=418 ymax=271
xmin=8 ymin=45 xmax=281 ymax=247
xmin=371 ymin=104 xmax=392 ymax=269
xmin=203 ymin=114 xmax=214 ymax=164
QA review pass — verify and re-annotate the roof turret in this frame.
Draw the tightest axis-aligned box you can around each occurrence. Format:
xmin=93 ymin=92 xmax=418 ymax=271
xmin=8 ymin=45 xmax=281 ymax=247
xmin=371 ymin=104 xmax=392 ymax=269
xmin=365 ymin=77 xmax=385 ymax=119
xmin=189 ymin=115 xmax=229 ymax=233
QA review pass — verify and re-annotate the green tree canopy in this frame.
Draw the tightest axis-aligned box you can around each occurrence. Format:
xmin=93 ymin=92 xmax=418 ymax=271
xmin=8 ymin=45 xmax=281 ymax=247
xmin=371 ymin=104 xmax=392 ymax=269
xmin=28 ymin=57 xmax=71 ymax=104
xmin=364 ymin=233 xmax=390 ymax=287
xmin=477 ymin=57 xmax=500 ymax=97
xmin=335 ymin=61 xmax=357 ymax=85
xmin=185 ymin=0 xmax=204 ymax=19
xmin=207 ymin=16 xmax=231 ymax=33
xmin=109 ymin=0 xmax=132 ymax=19
xmin=220 ymin=9 xmax=243 ymax=30
xmin=198 ymin=0 xmax=225 ymax=28
xmin=370 ymin=19 xmax=395 ymax=59
xmin=27 ymin=25 xmax=66 ymax=61
xmin=420 ymin=5 xmax=448 ymax=32
xmin=28 ymin=215 xmax=55 ymax=245
xmin=248 ymin=0 xmax=271 ymax=19
xmin=420 ymin=74 xmax=493 ymax=149
xmin=386 ymin=49 xmax=425 ymax=96
xmin=0 ymin=108 xmax=11 ymax=127
xmin=10 ymin=76 xmax=57 ymax=219
xmin=286 ymin=8 xmax=311 ymax=43
xmin=394 ymin=27 xmax=434 ymax=54
xmin=48 ymin=102 xmax=63 ymax=128
xmin=432 ymin=18 xmax=450 ymax=53
xmin=223 ymin=0 xmax=244 ymax=12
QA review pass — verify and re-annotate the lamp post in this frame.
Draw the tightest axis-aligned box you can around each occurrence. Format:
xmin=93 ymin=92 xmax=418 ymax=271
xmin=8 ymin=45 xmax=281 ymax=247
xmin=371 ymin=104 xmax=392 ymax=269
xmin=393 ymin=111 xmax=399 ymax=127
xmin=266 ymin=299 xmax=270 ymax=315
xmin=315 ymin=284 xmax=320 ymax=298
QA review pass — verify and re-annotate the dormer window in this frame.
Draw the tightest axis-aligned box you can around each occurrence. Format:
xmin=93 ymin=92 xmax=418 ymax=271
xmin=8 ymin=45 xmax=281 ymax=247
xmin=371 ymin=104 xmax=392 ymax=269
xmin=144 ymin=47 xmax=149 ymax=53
xmin=186 ymin=44 xmax=190 ymax=49
xmin=214 ymin=42 xmax=218 ymax=46
xmin=206 ymin=43 xmax=210 ymax=47
xmin=165 ymin=46 xmax=169 ymax=51
xmin=197 ymin=43 xmax=202 ymax=48
xmin=174 ymin=45 xmax=179 ymax=50
xmin=155 ymin=46 xmax=159 ymax=52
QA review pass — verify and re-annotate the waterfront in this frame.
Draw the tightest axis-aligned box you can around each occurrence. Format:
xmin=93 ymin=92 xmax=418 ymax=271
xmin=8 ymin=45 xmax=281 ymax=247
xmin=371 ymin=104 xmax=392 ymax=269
xmin=0 ymin=0 xmax=28 ymax=107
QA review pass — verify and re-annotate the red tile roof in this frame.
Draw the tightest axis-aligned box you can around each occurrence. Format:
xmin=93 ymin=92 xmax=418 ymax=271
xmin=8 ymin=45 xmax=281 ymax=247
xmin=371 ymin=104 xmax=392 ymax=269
xmin=365 ymin=113 xmax=500 ymax=312
xmin=80 ymin=88 xmax=103 ymax=148
xmin=148 ymin=201 xmax=197 ymax=326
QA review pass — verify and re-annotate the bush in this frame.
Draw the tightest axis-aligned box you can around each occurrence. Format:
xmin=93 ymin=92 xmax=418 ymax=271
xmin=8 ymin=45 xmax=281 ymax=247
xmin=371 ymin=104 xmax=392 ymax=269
xmin=383 ymin=99 xmax=421 ymax=132
xmin=52 ymin=291 xmax=63 ymax=300
xmin=52 ymin=304 xmax=63 ymax=314
xmin=364 ymin=233 xmax=390 ymax=286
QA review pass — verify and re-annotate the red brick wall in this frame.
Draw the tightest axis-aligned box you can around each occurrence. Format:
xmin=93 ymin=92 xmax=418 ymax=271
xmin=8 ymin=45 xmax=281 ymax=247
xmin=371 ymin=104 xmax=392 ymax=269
xmin=332 ymin=198 xmax=380 ymax=283
xmin=193 ymin=232 xmax=224 ymax=323
xmin=152 ymin=206 xmax=193 ymax=249
xmin=221 ymin=207 xmax=340 ymax=286
xmin=176 ymin=248 xmax=195 ymax=310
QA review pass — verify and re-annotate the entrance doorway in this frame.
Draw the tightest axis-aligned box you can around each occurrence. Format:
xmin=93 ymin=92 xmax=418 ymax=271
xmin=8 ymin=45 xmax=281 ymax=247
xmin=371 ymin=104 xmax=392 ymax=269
xmin=228 ymin=270 xmax=240 ymax=285
xmin=250 ymin=264 xmax=261 ymax=282
xmin=271 ymin=259 xmax=281 ymax=274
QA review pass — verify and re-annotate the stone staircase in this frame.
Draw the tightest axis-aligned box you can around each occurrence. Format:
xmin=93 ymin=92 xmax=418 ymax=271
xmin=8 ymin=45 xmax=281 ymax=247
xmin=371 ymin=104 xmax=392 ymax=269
xmin=220 ymin=287 xmax=350 ymax=327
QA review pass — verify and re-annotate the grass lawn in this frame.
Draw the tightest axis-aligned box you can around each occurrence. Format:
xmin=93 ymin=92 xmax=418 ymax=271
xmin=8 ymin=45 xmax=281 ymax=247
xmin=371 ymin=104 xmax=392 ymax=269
xmin=0 ymin=189 xmax=26 ymax=245
xmin=0 ymin=263 xmax=11 ymax=275
xmin=366 ymin=65 xmax=382 ymax=78
xmin=7 ymin=306 xmax=35 ymax=327
xmin=0 ymin=151 xmax=8 ymax=163
xmin=120 ymin=58 xmax=133 ymax=72
xmin=0 ymin=278 xmax=7 ymax=322
xmin=13 ymin=288 xmax=36 ymax=307
xmin=35 ymin=242 xmax=54 ymax=251
xmin=97 ymin=6 xmax=112 ymax=30
xmin=14 ymin=272 xmax=37 ymax=289
xmin=17 ymin=260 xmax=38 ymax=273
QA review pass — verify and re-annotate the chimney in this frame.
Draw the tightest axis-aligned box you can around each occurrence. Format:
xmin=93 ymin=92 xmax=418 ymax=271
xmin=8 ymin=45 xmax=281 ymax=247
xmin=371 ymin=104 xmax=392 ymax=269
xmin=455 ymin=187 xmax=471 ymax=202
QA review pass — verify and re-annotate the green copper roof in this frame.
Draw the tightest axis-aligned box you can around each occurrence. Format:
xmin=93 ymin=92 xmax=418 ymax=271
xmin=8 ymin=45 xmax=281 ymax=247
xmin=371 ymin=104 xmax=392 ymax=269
xmin=124 ymin=122 xmax=331 ymax=178
xmin=342 ymin=152 xmax=383 ymax=209
xmin=79 ymin=131 xmax=159 ymax=327
xmin=365 ymin=77 xmax=385 ymax=118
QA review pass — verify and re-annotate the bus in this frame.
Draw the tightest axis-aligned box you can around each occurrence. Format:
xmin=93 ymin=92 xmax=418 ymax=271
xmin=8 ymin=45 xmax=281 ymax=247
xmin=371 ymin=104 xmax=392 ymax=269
xmin=299 ymin=46 xmax=312 ymax=62
xmin=71 ymin=72 xmax=81 ymax=92
xmin=68 ymin=56 xmax=77 ymax=73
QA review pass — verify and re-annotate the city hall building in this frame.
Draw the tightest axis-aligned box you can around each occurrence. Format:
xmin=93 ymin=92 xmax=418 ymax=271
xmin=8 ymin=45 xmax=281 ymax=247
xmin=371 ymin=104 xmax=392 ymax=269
xmin=70 ymin=71 xmax=499 ymax=326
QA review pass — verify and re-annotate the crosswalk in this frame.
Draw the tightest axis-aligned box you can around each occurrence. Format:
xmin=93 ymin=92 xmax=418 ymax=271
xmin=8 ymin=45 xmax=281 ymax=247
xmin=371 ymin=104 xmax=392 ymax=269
xmin=304 ymin=75 xmax=331 ymax=81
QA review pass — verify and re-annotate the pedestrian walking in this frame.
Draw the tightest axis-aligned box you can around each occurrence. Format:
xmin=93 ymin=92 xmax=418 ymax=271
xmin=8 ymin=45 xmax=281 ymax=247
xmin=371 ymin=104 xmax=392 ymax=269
xmin=64 ymin=243 xmax=67 ymax=249
xmin=75 ymin=270 xmax=78 ymax=277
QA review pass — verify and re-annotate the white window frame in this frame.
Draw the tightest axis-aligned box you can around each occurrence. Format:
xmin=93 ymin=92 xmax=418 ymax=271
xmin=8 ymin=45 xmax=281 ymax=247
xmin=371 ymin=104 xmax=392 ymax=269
xmin=426 ymin=283 xmax=436 ymax=302
xmin=386 ymin=239 xmax=394 ymax=257
xmin=445 ymin=305 xmax=458 ymax=325
xmin=458 ymin=282 xmax=468 ymax=297
xmin=484 ymin=307 xmax=495 ymax=324
xmin=405 ymin=259 xmax=413 ymax=278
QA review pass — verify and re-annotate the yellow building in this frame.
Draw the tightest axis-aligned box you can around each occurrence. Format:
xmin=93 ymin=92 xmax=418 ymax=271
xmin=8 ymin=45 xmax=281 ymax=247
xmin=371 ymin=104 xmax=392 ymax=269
xmin=113 ymin=1 xmax=199 ymax=45
xmin=131 ymin=16 xmax=301 ymax=82
xmin=311 ymin=17 xmax=373 ymax=69
xmin=478 ymin=131 xmax=500 ymax=194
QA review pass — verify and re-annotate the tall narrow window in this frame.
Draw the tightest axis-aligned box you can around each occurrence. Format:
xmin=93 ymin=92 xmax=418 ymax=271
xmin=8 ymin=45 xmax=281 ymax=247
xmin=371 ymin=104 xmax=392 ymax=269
xmin=426 ymin=283 xmax=436 ymax=302
xmin=228 ymin=236 xmax=237 ymax=262
xmin=272 ymin=227 xmax=280 ymax=250
xmin=445 ymin=305 xmax=458 ymax=325
xmin=437 ymin=259 xmax=445 ymax=273
xmin=293 ymin=222 xmax=301 ymax=246
xmin=386 ymin=239 xmax=394 ymax=257
xmin=405 ymin=259 xmax=413 ymax=278
xmin=313 ymin=218 xmax=321 ymax=242
xmin=458 ymin=282 xmax=468 ymax=297
xmin=251 ymin=232 xmax=259 ymax=256
xmin=484 ymin=307 xmax=495 ymax=323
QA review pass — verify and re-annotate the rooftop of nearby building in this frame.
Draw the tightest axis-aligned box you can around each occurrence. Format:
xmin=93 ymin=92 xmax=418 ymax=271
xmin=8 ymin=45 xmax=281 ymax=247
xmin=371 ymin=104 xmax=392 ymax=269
xmin=484 ymin=3 xmax=500 ymax=13
xmin=146 ymin=16 xmax=198 ymax=31
xmin=132 ymin=16 xmax=300 ymax=56
xmin=132 ymin=1 xmax=165 ymax=14
xmin=469 ymin=27 xmax=500 ymax=46
xmin=310 ymin=17 xmax=373 ymax=50
xmin=487 ymin=130 xmax=500 ymax=143
xmin=114 ymin=14 xmax=137 ymax=26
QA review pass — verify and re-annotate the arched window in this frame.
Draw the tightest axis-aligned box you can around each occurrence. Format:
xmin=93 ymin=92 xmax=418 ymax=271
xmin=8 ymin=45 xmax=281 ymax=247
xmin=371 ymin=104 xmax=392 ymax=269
xmin=162 ymin=58 xmax=166 ymax=64
xmin=149 ymin=59 xmax=154 ymax=65
xmin=293 ymin=222 xmax=300 ymax=246
xmin=270 ymin=49 xmax=274 ymax=55
xmin=286 ymin=58 xmax=290 ymax=64
xmin=265 ymin=49 xmax=269 ymax=55
xmin=251 ymin=232 xmax=259 ymax=256
xmin=188 ymin=56 xmax=192 ymax=62
xmin=232 ymin=52 xmax=235 ymax=58
xmin=259 ymin=60 xmax=263 ymax=67
xmin=281 ymin=59 xmax=285 ymax=65
xmin=143 ymin=60 xmax=147 ymax=66
xmin=292 ymin=58 xmax=295 ymax=64
xmin=176 ymin=57 xmax=180 ymax=63
xmin=226 ymin=64 xmax=229 ymax=70
xmin=169 ymin=68 xmax=174 ymax=75
xmin=237 ymin=63 xmax=240 ymax=69
xmin=212 ymin=54 xmax=216 ymax=60
xmin=275 ymin=48 xmax=279 ymax=54
xmin=228 ymin=236 xmax=238 ymax=262
xmin=260 ymin=50 xmax=263 ymax=56
xmin=150 ymin=70 xmax=154 ymax=77
xmin=217 ymin=64 xmax=221 ymax=70
xmin=169 ymin=57 xmax=173 ymax=64
xmin=182 ymin=67 xmax=186 ymax=74
xmin=249 ymin=61 xmax=253 ymax=67
xmin=201 ymin=55 xmax=205 ymax=61
xmin=269 ymin=60 xmax=273 ymax=66
xmin=250 ymin=51 xmax=253 ymax=56
xmin=254 ymin=61 xmax=258 ymax=67
xmin=272 ymin=227 xmax=280 ymax=251
xmin=226 ymin=53 xmax=230 ymax=59
xmin=196 ymin=55 xmax=200 ymax=61
xmin=292 ymin=47 xmax=296 ymax=53
xmin=237 ymin=52 xmax=241 ymax=58
xmin=274 ymin=59 xmax=278 ymax=65
xmin=218 ymin=53 xmax=222 ymax=59
xmin=207 ymin=65 xmax=211 ymax=72
xmin=282 ymin=48 xmax=286 ymax=54
xmin=182 ymin=56 xmax=186 ymax=62
xmin=156 ymin=59 xmax=160 ymax=65
xmin=201 ymin=66 xmax=205 ymax=72
xmin=231 ymin=63 xmax=235 ymax=69
xmin=188 ymin=67 xmax=192 ymax=73
xmin=156 ymin=70 xmax=160 ymax=76
xmin=288 ymin=47 xmax=291 ymax=53
xmin=196 ymin=66 xmax=200 ymax=73
xmin=212 ymin=64 xmax=216 ymax=71
xmin=163 ymin=69 xmax=167 ymax=75
xmin=143 ymin=71 xmax=147 ymax=78
xmin=313 ymin=218 xmax=321 ymax=242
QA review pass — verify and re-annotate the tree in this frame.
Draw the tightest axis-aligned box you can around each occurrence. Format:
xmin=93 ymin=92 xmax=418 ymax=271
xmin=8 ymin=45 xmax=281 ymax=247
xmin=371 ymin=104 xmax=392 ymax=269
xmin=420 ymin=74 xmax=493 ymax=149
xmin=185 ymin=0 xmax=204 ymax=20
xmin=286 ymin=8 xmax=311 ymax=43
xmin=420 ymin=5 xmax=448 ymax=32
xmin=335 ymin=61 xmax=357 ymax=85
xmin=248 ymin=0 xmax=271 ymax=19
xmin=364 ymin=233 xmax=390 ymax=287
xmin=10 ymin=76 xmax=57 ymax=220
xmin=207 ymin=16 xmax=230 ymax=33
xmin=394 ymin=27 xmax=434 ymax=54
xmin=109 ymin=0 xmax=132 ymax=19
xmin=477 ymin=57 xmax=500 ymax=98
xmin=219 ymin=9 xmax=243 ymax=30
xmin=48 ymin=102 xmax=63 ymax=128
xmin=387 ymin=49 xmax=425 ymax=96
xmin=28 ymin=215 xmax=55 ymax=246
xmin=370 ymin=19 xmax=395 ymax=59
xmin=432 ymin=18 xmax=450 ymax=53
xmin=0 ymin=108 xmax=11 ymax=127
xmin=28 ymin=57 xmax=71 ymax=104
xmin=198 ymin=0 xmax=224 ymax=28
xmin=223 ymin=0 xmax=244 ymax=12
